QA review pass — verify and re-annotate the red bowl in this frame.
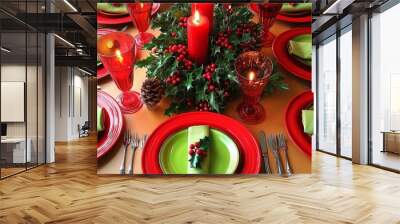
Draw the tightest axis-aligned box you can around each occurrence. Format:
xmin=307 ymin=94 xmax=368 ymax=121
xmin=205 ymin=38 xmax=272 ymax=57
xmin=284 ymin=90 xmax=313 ymax=157
xmin=272 ymin=27 xmax=311 ymax=81
xmin=97 ymin=91 xmax=124 ymax=159
xmin=142 ymin=112 xmax=261 ymax=174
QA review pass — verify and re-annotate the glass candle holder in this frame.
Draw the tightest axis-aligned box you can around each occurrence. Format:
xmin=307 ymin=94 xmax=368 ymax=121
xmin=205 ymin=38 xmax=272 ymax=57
xmin=97 ymin=32 xmax=143 ymax=114
xmin=234 ymin=51 xmax=273 ymax=124
xmin=259 ymin=3 xmax=282 ymax=48
xmin=127 ymin=3 xmax=154 ymax=49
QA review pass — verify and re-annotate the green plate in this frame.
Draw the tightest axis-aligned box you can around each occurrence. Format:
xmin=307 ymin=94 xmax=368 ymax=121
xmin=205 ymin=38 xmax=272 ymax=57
xmin=159 ymin=129 xmax=239 ymax=174
xmin=290 ymin=34 xmax=311 ymax=66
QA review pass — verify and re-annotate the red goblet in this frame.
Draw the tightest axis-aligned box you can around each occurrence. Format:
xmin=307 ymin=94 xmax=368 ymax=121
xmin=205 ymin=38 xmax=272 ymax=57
xmin=259 ymin=3 xmax=282 ymax=47
xmin=234 ymin=51 xmax=273 ymax=124
xmin=97 ymin=32 xmax=143 ymax=114
xmin=127 ymin=3 xmax=154 ymax=49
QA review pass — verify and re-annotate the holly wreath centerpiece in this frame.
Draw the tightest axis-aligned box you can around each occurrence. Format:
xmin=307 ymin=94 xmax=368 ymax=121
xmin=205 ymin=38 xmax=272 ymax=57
xmin=137 ymin=3 xmax=288 ymax=115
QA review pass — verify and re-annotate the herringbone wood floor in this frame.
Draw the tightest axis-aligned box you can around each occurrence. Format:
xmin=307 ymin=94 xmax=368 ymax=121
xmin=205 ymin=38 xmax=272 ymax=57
xmin=0 ymin=135 xmax=399 ymax=224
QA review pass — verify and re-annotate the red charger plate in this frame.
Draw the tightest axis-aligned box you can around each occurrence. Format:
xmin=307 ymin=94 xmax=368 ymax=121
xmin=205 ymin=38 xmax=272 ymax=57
xmin=142 ymin=112 xmax=261 ymax=174
xmin=285 ymin=90 xmax=313 ymax=157
xmin=249 ymin=4 xmax=311 ymax=24
xmin=277 ymin=13 xmax=312 ymax=24
xmin=97 ymin=3 xmax=160 ymax=25
xmin=97 ymin=65 xmax=109 ymax=80
xmin=272 ymin=27 xmax=311 ymax=81
xmin=97 ymin=91 xmax=124 ymax=159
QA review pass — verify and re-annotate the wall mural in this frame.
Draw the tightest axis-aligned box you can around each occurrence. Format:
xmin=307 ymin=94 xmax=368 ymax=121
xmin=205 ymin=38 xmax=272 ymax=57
xmin=96 ymin=2 xmax=313 ymax=175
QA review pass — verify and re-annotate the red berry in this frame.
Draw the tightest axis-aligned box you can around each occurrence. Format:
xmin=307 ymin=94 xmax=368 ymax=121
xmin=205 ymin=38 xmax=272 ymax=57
xmin=195 ymin=142 xmax=200 ymax=148
xmin=171 ymin=32 xmax=177 ymax=37
xmin=189 ymin=149 xmax=195 ymax=155
xmin=190 ymin=144 xmax=195 ymax=149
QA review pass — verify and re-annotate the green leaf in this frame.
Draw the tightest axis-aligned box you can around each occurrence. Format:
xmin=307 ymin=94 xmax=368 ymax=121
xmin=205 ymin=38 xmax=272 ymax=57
xmin=199 ymin=136 xmax=210 ymax=151
xmin=209 ymin=92 xmax=219 ymax=112
xmin=136 ymin=55 xmax=156 ymax=68
xmin=184 ymin=72 xmax=193 ymax=91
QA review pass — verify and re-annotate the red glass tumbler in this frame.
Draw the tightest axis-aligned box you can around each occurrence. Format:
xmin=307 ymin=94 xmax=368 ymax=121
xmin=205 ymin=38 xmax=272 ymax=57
xmin=258 ymin=3 xmax=282 ymax=47
xmin=234 ymin=51 xmax=273 ymax=124
xmin=127 ymin=3 xmax=154 ymax=49
xmin=97 ymin=32 xmax=143 ymax=114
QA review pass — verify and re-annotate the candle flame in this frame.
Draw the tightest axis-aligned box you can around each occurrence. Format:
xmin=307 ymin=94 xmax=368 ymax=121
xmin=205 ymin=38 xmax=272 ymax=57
xmin=228 ymin=5 xmax=232 ymax=10
xmin=140 ymin=3 xmax=144 ymax=8
xmin=193 ymin=10 xmax=200 ymax=25
xmin=115 ymin=49 xmax=123 ymax=63
xmin=106 ymin=40 xmax=114 ymax=49
xmin=249 ymin=71 xmax=255 ymax=81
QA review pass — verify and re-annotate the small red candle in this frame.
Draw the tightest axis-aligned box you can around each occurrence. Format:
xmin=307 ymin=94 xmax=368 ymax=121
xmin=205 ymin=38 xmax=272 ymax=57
xmin=187 ymin=10 xmax=210 ymax=65
xmin=191 ymin=3 xmax=214 ymax=30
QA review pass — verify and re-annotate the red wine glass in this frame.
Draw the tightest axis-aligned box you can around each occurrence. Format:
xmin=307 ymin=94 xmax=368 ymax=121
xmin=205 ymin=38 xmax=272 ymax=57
xmin=127 ymin=3 xmax=154 ymax=49
xmin=97 ymin=32 xmax=143 ymax=114
xmin=259 ymin=3 xmax=282 ymax=47
xmin=235 ymin=51 xmax=273 ymax=124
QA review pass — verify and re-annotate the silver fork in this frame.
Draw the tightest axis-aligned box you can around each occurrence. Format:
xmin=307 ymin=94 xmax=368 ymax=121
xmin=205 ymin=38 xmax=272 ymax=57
xmin=127 ymin=133 xmax=140 ymax=175
xmin=120 ymin=130 xmax=132 ymax=175
xmin=267 ymin=135 xmax=284 ymax=176
xmin=277 ymin=133 xmax=293 ymax=176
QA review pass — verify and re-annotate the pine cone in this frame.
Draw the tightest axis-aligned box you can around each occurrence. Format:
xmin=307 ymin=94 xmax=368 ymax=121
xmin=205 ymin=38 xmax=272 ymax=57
xmin=141 ymin=78 xmax=164 ymax=108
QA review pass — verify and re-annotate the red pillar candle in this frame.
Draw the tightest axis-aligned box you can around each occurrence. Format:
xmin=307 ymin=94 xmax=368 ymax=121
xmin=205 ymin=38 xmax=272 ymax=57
xmin=187 ymin=10 xmax=210 ymax=65
xmin=191 ymin=3 xmax=214 ymax=30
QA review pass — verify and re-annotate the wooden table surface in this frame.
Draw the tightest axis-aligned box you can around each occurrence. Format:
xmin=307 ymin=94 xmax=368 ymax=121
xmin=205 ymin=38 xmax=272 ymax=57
xmin=97 ymin=5 xmax=311 ymax=174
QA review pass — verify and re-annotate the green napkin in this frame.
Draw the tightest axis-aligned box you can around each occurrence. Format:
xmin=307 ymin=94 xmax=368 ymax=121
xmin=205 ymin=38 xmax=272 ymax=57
xmin=288 ymin=36 xmax=312 ymax=60
xmin=302 ymin=109 xmax=314 ymax=135
xmin=281 ymin=3 xmax=312 ymax=13
xmin=97 ymin=106 xmax=105 ymax=132
xmin=188 ymin=126 xmax=210 ymax=174
xmin=97 ymin=3 xmax=128 ymax=14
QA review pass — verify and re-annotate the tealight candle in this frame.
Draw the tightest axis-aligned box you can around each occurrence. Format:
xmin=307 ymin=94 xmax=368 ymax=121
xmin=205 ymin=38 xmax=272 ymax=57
xmin=97 ymin=32 xmax=143 ymax=113
xmin=235 ymin=51 xmax=273 ymax=124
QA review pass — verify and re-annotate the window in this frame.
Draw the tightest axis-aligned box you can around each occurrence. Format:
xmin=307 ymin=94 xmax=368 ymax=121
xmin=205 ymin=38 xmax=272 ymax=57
xmin=317 ymin=35 xmax=337 ymax=154
xmin=370 ymin=2 xmax=400 ymax=171
xmin=339 ymin=27 xmax=352 ymax=158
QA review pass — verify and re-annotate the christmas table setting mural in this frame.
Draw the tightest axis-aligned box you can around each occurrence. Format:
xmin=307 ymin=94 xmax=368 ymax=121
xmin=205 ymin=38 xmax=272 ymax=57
xmin=97 ymin=3 xmax=313 ymax=175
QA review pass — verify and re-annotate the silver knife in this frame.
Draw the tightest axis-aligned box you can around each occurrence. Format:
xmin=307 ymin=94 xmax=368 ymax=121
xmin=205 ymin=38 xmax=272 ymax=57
xmin=258 ymin=131 xmax=272 ymax=174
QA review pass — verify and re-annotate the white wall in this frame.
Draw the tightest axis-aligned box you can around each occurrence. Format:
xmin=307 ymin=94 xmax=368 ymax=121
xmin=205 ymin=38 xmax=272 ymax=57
xmin=54 ymin=66 xmax=89 ymax=141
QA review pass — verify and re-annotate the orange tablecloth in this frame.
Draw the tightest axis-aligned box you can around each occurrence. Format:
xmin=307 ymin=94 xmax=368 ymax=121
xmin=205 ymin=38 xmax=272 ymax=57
xmin=97 ymin=7 xmax=311 ymax=174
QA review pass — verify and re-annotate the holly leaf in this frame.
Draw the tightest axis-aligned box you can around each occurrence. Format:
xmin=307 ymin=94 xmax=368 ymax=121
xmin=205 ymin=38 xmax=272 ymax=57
xmin=263 ymin=72 xmax=289 ymax=95
xmin=149 ymin=54 xmax=173 ymax=78
xmin=199 ymin=136 xmax=210 ymax=151
xmin=184 ymin=72 xmax=193 ymax=91
xmin=136 ymin=54 xmax=156 ymax=68
xmin=209 ymin=92 xmax=220 ymax=112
